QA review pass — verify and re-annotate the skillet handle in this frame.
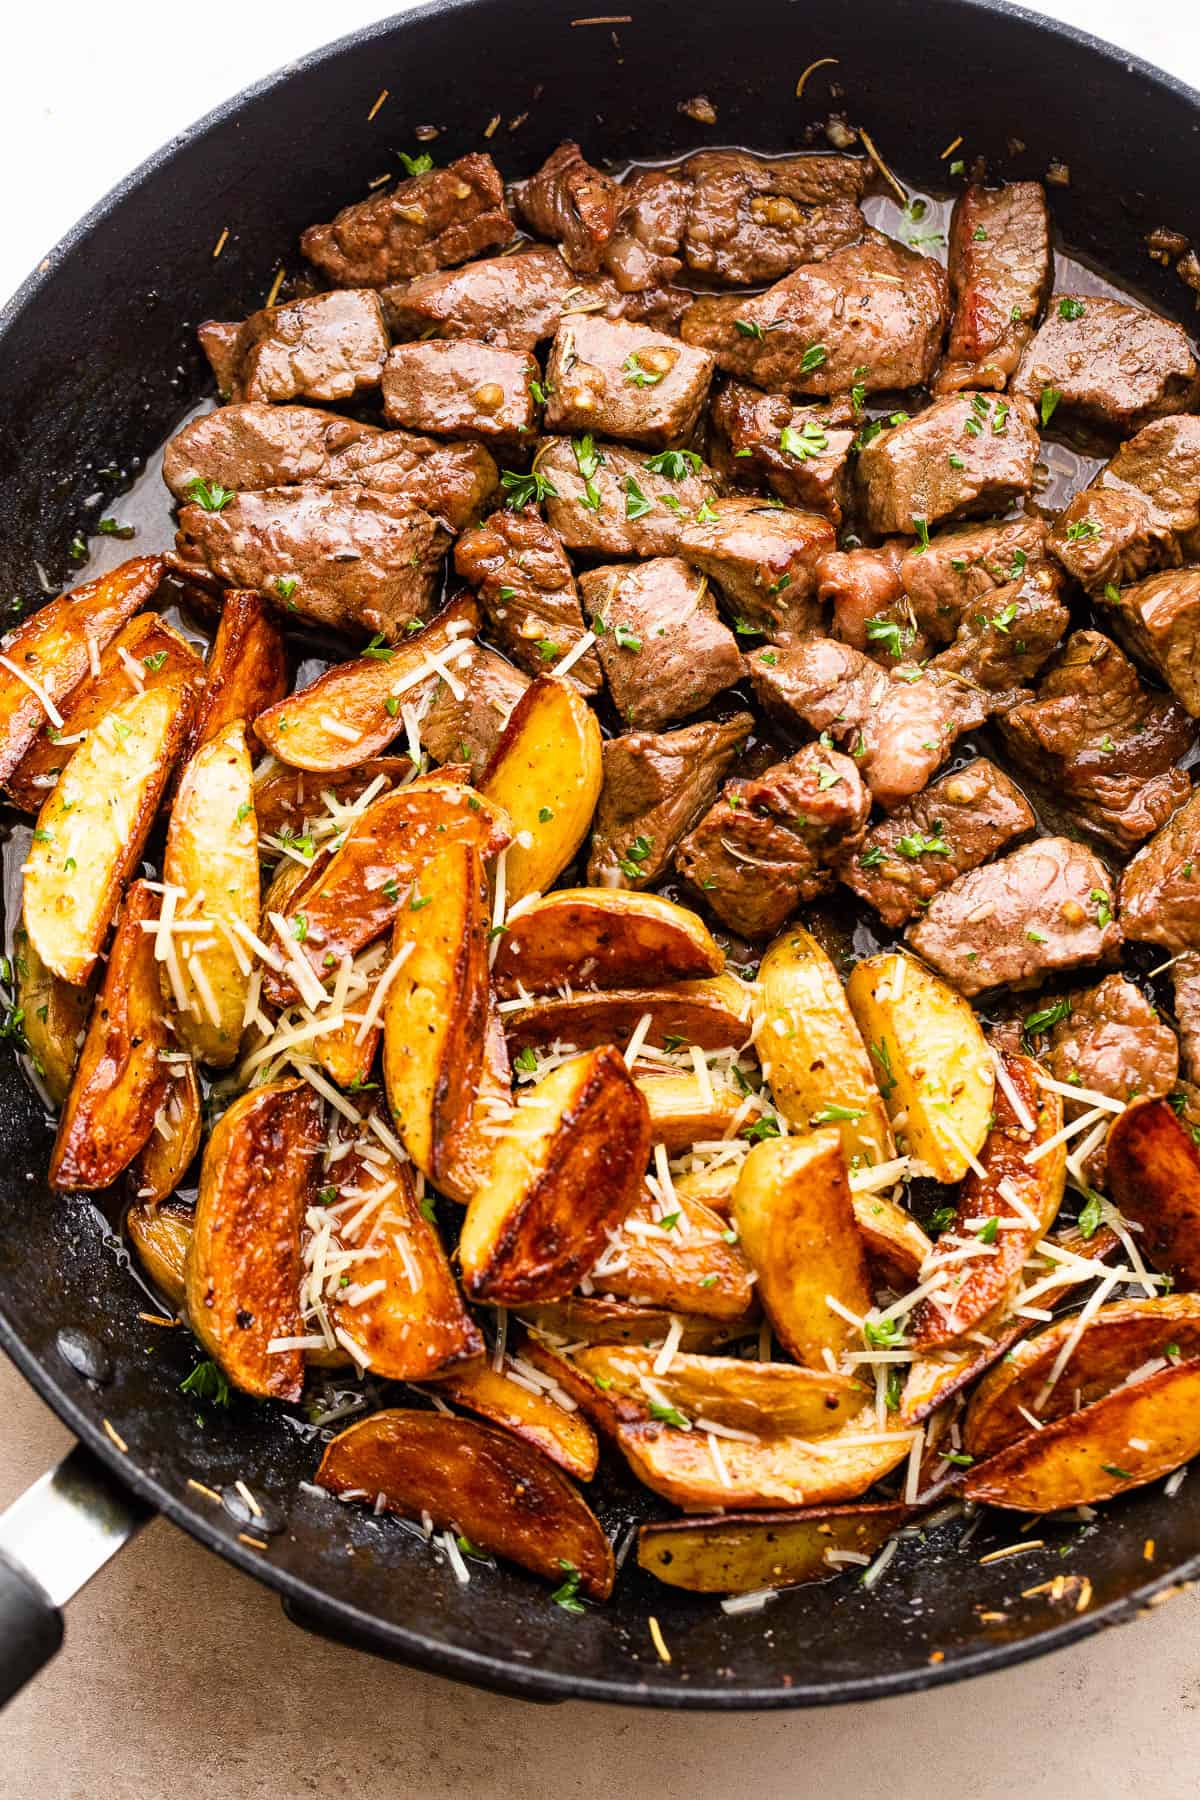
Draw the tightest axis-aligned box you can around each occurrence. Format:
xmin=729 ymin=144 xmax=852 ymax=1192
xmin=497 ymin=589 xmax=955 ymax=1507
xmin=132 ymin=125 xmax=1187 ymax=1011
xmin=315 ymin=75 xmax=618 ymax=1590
xmin=0 ymin=1442 xmax=153 ymax=1706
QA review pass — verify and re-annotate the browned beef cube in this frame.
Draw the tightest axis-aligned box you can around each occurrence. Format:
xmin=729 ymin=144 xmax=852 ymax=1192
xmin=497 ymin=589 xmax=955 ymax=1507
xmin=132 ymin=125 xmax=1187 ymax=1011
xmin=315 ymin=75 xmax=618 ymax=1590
xmin=512 ymin=141 xmax=622 ymax=275
xmin=453 ymin=508 xmax=601 ymax=692
xmin=907 ymin=837 xmax=1121 ymax=996
xmin=1105 ymin=567 xmax=1200 ymax=716
xmin=1041 ymin=973 xmax=1178 ymax=1106
xmin=1120 ymin=788 xmax=1200 ymax=951
xmin=605 ymin=168 xmax=689 ymax=293
xmin=421 ymin=643 xmax=530 ymax=778
xmin=301 ymin=154 xmax=513 ymax=287
xmin=199 ymin=290 xmax=389 ymax=406
xmin=1174 ymin=954 xmax=1200 ymax=1083
xmin=197 ymin=320 xmax=242 ymax=396
xmin=1050 ymin=415 xmax=1200 ymax=590
xmin=677 ymin=498 xmax=835 ymax=638
xmin=841 ymin=759 xmax=1035 ymax=927
xmin=680 ymin=233 xmax=949 ymax=397
xmin=586 ymin=713 xmax=753 ymax=888
xmin=538 ymin=437 xmax=720 ymax=558
xmin=175 ymin=487 xmax=448 ymax=641
xmin=578 ymin=557 xmax=743 ymax=728
xmin=1013 ymin=295 xmax=1200 ymax=435
xmin=996 ymin=630 xmax=1193 ymax=851
xmin=382 ymin=341 xmax=537 ymax=441
xmin=930 ymin=562 xmax=1069 ymax=693
xmin=676 ymin=151 xmax=868 ymax=286
xmin=935 ymin=183 xmax=1051 ymax=393
xmin=543 ymin=316 xmax=713 ymax=448
xmin=855 ymin=393 xmax=1040 ymax=536
xmin=676 ymin=744 xmax=869 ymax=936
xmin=709 ymin=383 xmax=854 ymax=525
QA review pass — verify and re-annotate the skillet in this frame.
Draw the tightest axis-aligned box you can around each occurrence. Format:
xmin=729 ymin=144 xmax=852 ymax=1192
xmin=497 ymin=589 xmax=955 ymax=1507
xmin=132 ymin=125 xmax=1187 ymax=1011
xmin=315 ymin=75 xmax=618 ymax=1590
xmin=1 ymin=0 xmax=1200 ymax=1712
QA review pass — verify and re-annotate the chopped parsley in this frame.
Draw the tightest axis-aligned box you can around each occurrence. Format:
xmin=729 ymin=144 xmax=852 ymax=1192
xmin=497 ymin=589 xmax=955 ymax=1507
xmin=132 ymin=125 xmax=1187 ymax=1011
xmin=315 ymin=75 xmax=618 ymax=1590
xmin=1023 ymin=996 xmax=1071 ymax=1038
xmin=1058 ymin=297 xmax=1086 ymax=321
xmin=624 ymin=475 xmax=653 ymax=520
xmin=643 ymin=448 xmax=701 ymax=481
xmin=811 ymin=1103 xmax=864 ymax=1124
xmin=1040 ymin=385 xmax=1062 ymax=428
xmin=799 ymin=343 xmax=828 ymax=374
xmin=179 ymin=1360 xmax=232 ymax=1406
xmin=733 ymin=318 xmax=765 ymax=340
xmin=1065 ymin=516 xmax=1100 ymax=543
xmin=500 ymin=467 xmax=558 ymax=509
xmin=866 ymin=616 xmax=913 ymax=659
xmin=622 ymin=352 xmax=663 ymax=388
xmin=779 ymin=419 xmax=829 ymax=461
xmin=185 ymin=478 xmax=234 ymax=512
xmin=398 ymin=150 xmax=434 ymax=175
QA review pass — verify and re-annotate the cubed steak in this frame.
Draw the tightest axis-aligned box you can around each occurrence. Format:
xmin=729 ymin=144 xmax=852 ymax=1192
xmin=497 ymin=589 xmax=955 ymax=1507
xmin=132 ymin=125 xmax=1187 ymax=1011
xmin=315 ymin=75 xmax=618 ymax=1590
xmin=537 ymin=437 xmax=720 ymax=558
xmin=1102 ymin=567 xmax=1200 ymax=715
xmin=709 ymin=383 xmax=854 ymax=525
xmin=1049 ymin=415 xmax=1200 ymax=589
xmin=511 ymin=141 xmax=622 ymax=275
xmin=1013 ymin=295 xmax=1200 ymax=435
xmin=669 ymin=150 xmax=868 ymax=286
xmin=681 ymin=232 xmax=949 ymax=397
xmin=855 ymin=393 xmax=1040 ymax=536
xmin=935 ymin=183 xmax=1051 ymax=393
xmin=453 ymin=507 xmax=601 ymax=691
xmin=603 ymin=167 xmax=688 ymax=292
xmin=1119 ymin=786 xmax=1200 ymax=950
xmin=840 ymin=759 xmax=1035 ymax=927
xmin=675 ymin=744 xmax=869 ymax=937
xmin=586 ymin=713 xmax=753 ymax=888
xmin=677 ymin=497 xmax=835 ymax=638
xmin=301 ymin=153 xmax=514 ymax=287
xmin=1041 ymin=973 xmax=1178 ymax=1107
xmin=996 ymin=630 xmax=1193 ymax=850
xmin=421 ymin=643 xmax=530 ymax=777
xmin=906 ymin=837 xmax=1121 ymax=996
xmin=578 ymin=557 xmax=744 ymax=728
xmin=199 ymin=290 xmax=389 ymax=405
xmin=543 ymin=316 xmax=714 ymax=448
xmin=174 ymin=488 xmax=449 ymax=640
xmin=1173 ymin=954 xmax=1200 ymax=1083
xmin=381 ymin=341 xmax=537 ymax=440
xmin=930 ymin=561 xmax=1069 ymax=693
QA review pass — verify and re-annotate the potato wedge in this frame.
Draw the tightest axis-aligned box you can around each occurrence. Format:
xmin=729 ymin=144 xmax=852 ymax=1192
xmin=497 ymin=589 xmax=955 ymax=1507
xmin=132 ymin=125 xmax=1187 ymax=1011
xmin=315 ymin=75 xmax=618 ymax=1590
xmin=492 ymin=887 xmax=722 ymax=997
xmin=253 ymin=757 xmax=411 ymax=842
xmin=589 ymin=1186 xmax=756 ymax=1320
xmin=459 ymin=1046 xmax=651 ymax=1303
xmin=312 ymin=945 xmax=386 ymax=1091
xmin=429 ymin=1359 xmax=598 ymax=1481
xmin=49 ymin=882 xmax=170 ymax=1190
xmin=503 ymin=975 xmax=752 ymax=1057
xmin=733 ymin=1132 xmax=872 ymax=1368
xmin=517 ymin=1297 xmax=749 ymax=1351
xmin=14 ymin=920 xmax=91 ymax=1104
xmin=633 ymin=1071 xmax=744 ymax=1154
xmin=255 ymin=596 xmax=478 ymax=771
xmin=0 ymin=556 xmax=163 ymax=785
xmin=126 ymin=1195 xmax=194 ymax=1311
xmin=24 ymin=673 xmax=195 ymax=985
xmin=186 ymin=1079 xmax=322 ymax=1400
xmin=1105 ymin=1097 xmax=1200 ymax=1290
xmin=910 ymin=1056 xmax=1064 ymax=1350
xmin=963 ymin=1358 xmax=1200 ymax=1511
xmin=161 ymin=720 xmax=260 ymax=1065
xmin=182 ymin=589 xmax=287 ymax=762
xmin=133 ymin=1057 xmax=203 ymax=1203
xmin=515 ymin=1334 xmax=649 ymax=1436
xmin=573 ymin=1346 xmax=861 ymax=1436
xmin=480 ymin=676 xmax=602 ymax=901
xmin=637 ymin=1503 xmax=908 ymax=1594
xmin=316 ymin=1408 xmax=615 ymax=1597
xmin=753 ymin=927 xmax=894 ymax=1167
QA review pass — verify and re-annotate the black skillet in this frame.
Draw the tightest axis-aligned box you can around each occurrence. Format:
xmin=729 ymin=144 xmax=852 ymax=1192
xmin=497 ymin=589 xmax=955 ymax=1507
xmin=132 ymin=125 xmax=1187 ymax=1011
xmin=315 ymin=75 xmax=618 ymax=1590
xmin=1 ymin=0 xmax=1199 ymax=1712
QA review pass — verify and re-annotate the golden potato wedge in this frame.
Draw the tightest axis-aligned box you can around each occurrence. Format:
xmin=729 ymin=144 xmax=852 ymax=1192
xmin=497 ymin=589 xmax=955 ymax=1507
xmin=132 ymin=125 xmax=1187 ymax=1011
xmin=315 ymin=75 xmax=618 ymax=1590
xmin=910 ymin=1056 xmax=1064 ymax=1350
xmin=313 ymin=948 xmax=384 ymax=1091
xmin=672 ymin=1163 xmax=741 ymax=1213
xmin=845 ymin=950 xmax=994 ymax=1183
xmin=589 ymin=1185 xmax=756 ymax=1320
xmin=186 ymin=1079 xmax=322 ymax=1400
xmin=964 ymin=1358 xmax=1200 ymax=1511
xmin=0 ymin=556 xmax=163 ymax=785
xmin=49 ymin=882 xmax=170 ymax=1190
xmin=13 ymin=920 xmax=91 ymax=1104
xmin=503 ymin=975 xmax=752 ymax=1057
xmin=125 ymin=1195 xmax=194 ymax=1311
xmin=316 ymin=1408 xmax=615 ymax=1597
xmin=24 ymin=673 xmax=195 ymax=985
xmin=182 ymin=589 xmax=287 ymax=763
xmin=634 ymin=1071 xmax=744 ymax=1154
xmin=517 ymin=1297 xmax=750 ymax=1351
xmin=429 ymin=1358 xmax=598 ymax=1481
xmin=515 ymin=1334 xmax=649 ymax=1437
xmin=480 ymin=676 xmax=602 ymax=901
xmin=459 ymin=1046 xmax=652 ymax=1303
xmin=573 ymin=1346 xmax=861 ymax=1437
xmin=492 ymin=887 xmax=722 ymax=998
xmin=637 ymin=1503 xmax=908 ymax=1594
xmin=1106 ymin=1097 xmax=1200 ymax=1290
xmin=753 ymin=927 xmax=894 ymax=1167
xmin=733 ymin=1132 xmax=872 ymax=1369
xmin=6 ymin=613 xmax=204 ymax=813
xmin=133 ymin=1057 xmax=203 ymax=1203
xmin=253 ymin=757 xmax=411 ymax=842
xmin=161 ymin=720 xmax=260 ymax=1066
xmin=256 ymin=596 xmax=479 ymax=772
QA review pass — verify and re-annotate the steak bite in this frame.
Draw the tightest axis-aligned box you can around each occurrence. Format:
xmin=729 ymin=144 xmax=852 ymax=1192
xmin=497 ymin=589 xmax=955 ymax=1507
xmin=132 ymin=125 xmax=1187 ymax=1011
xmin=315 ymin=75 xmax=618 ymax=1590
xmin=906 ymin=837 xmax=1121 ymax=996
xmin=855 ymin=393 xmax=1040 ymax=536
xmin=996 ymin=630 xmax=1193 ymax=851
xmin=578 ymin=557 xmax=744 ymax=728
xmin=709 ymin=383 xmax=854 ymax=525
xmin=930 ymin=562 xmax=1069 ymax=692
xmin=586 ymin=713 xmax=753 ymax=888
xmin=680 ymin=233 xmax=949 ymax=397
xmin=543 ymin=316 xmax=714 ymax=448
xmin=840 ymin=758 xmax=1035 ymax=927
xmin=1119 ymin=786 xmax=1200 ymax=951
xmin=1013 ymin=295 xmax=1200 ymax=436
xmin=1043 ymin=974 xmax=1178 ymax=1107
xmin=677 ymin=497 xmax=835 ymax=638
xmin=935 ymin=183 xmax=1052 ymax=393
xmin=381 ymin=341 xmax=537 ymax=440
xmin=1049 ymin=415 xmax=1200 ymax=589
xmin=512 ymin=141 xmax=622 ymax=275
xmin=676 ymin=744 xmax=869 ymax=936
xmin=421 ymin=643 xmax=530 ymax=777
xmin=1103 ymin=567 xmax=1200 ymax=716
xmin=453 ymin=507 xmax=601 ymax=691
xmin=1173 ymin=954 xmax=1200 ymax=1084
xmin=301 ymin=153 xmax=514 ymax=287
xmin=673 ymin=150 xmax=868 ymax=286
xmin=199 ymin=290 xmax=389 ymax=406
xmin=537 ymin=436 xmax=720 ymax=558
xmin=175 ymin=487 xmax=448 ymax=640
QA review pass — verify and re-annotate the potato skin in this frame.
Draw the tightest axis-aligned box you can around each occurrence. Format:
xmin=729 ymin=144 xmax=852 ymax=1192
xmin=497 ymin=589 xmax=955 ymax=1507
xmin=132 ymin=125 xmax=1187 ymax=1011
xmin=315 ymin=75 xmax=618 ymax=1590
xmin=182 ymin=589 xmax=287 ymax=762
xmin=253 ymin=757 xmax=412 ymax=841
xmin=573 ymin=1346 xmax=861 ymax=1437
xmin=638 ymin=1503 xmax=907 ymax=1594
xmin=589 ymin=1185 xmax=756 ymax=1320
xmin=430 ymin=1360 xmax=599 ymax=1481
xmin=133 ymin=1058 xmax=202 ymax=1203
xmin=515 ymin=1297 xmax=748 ymax=1351
xmin=480 ymin=676 xmax=603 ymax=901
xmin=491 ymin=887 xmax=723 ymax=997
xmin=502 ymin=975 xmax=751 ymax=1056
xmin=1106 ymin=1097 xmax=1200 ymax=1290
xmin=14 ymin=921 xmax=91 ymax=1104
xmin=126 ymin=1196 xmax=194 ymax=1310
xmin=633 ymin=1071 xmax=743 ymax=1155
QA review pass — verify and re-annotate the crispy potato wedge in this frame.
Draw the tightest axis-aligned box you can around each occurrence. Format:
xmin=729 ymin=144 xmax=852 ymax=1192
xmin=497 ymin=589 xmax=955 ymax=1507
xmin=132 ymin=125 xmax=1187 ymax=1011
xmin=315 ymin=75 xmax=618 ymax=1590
xmin=49 ymin=882 xmax=170 ymax=1190
xmin=185 ymin=1079 xmax=322 ymax=1400
xmin=753 ymin=927 xmax=894 ymax=1167
xmin=1106 ymin=1097 xmax=1200 ymax=1290
xmin=126 ymin=1195 xmax=194 ymax=1311
xmin=516 ymin=1334 xmax=650 ymax=1437
xmin=589 ymin=1185 xmax=756 ymax=1320
xmin=256 ymin=596 xmax=478 ymax=772
xmin=517 ymin=1297 xmax=749 ymax=1351
xmin=503 ymin=975 xmax=752 ymax=1057
xmin=672 ymin=1163 xmax=742 ymax=1213
xmin=910 ymin=1056 xmax=1064 ymax=1350
xmin=162 ymin=720 xmax=260 ymax=1066
xmin=313 ymin=948 xmax=385 ymax=1091
xmin=637 ymin=1503 xmax=908 ymax=1594
xmin=573 ymin=1346 xmax=861 ymax=1436
xmin=492 ymin=887 xmax=722 ymax=998
xmin=733 ymin=1132 xmax=872 ymax=1369
xmin=459 ymin=1046 xmax=652 ymax=1303
xmin=480 ymin=676 xmax=602 ymax=901
xmin=253 ymin=757 xmax=412 ymax=842
xmin=634 ymin=1071 xmax=744 ymax=1154
xmin=963 ymin=1358 xmax=1200 ymax=1511
xmin=14 ymin=920 xmax=91 ymax=1104
xmin=133 ymin=1057 xmax=203 ymax=1203
xmin=182 ymin=589 xmax=287 ymax=763
xmin=845 ymin=950 xmax=994 ymax=1183
xmin=429 ymin=1358 xmax=598 ymax=1481
xmin=24 ymin=673 xmax=195 ymax=985
xmin=0 ymin=557 xmax=164 ymax=786
xmin=316 ymin=1408 xmax=615 ymax=1597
